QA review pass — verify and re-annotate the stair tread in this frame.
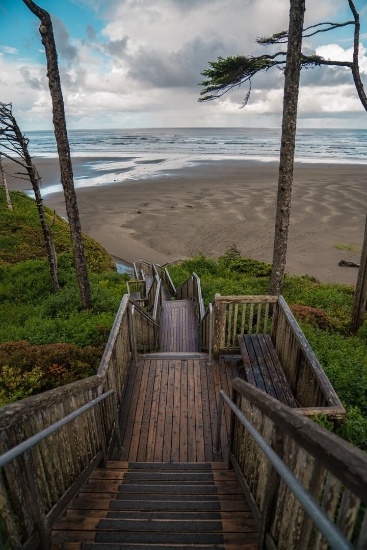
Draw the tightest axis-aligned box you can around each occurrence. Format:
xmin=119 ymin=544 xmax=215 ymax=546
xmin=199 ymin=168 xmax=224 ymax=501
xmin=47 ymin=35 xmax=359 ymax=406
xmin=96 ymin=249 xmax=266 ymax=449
xmin=52 ymin=460 xmax=259 ymax=549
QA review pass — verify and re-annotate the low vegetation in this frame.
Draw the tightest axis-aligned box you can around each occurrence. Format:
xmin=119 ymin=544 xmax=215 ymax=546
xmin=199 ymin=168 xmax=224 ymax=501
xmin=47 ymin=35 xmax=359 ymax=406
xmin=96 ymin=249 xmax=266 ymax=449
xmin=0 ymin=191 xmax=128 ymax=405
xmin=1 ymin=194 xmax=366 ymax=452
xmin=168 ymin=248 xmax=367 ymax=452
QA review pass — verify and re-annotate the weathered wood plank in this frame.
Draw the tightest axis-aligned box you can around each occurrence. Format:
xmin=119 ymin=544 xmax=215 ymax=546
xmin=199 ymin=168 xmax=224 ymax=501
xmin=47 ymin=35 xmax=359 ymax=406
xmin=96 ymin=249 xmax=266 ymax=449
xmin=187 ymin=359 xmax=197 ymax=462
xmin=193 ymin=359 xmax=205 ymax=462
xmin=179 ymin=360 xmax=189 ymax=463
xmin=162 ymin=361 xmax=175 ymax=462
xmin=237 ymin=335 xmax=297 ymax=408
xmin=128 ymin=359 xmax=151 ymax=462
xmin=136 ymin=359 xmax=156 ymax=462
xmin=153 ymin=360 xmax=169 ymax=461
xmin=159 ymin=300 xmax=197 ymax=352
xmin=263 ymin=335 xmax=297 ymax=407
xmin=171 ymin=359 xmax=182 ymax=463
xmin=146 ymin=360 xmax=163 ymax=462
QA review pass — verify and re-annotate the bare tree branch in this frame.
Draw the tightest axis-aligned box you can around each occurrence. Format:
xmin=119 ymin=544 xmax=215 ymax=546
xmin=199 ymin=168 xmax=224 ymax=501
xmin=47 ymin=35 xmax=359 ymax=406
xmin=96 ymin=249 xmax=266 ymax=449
xmin=199 ymin=0 xmax=366 ymax=111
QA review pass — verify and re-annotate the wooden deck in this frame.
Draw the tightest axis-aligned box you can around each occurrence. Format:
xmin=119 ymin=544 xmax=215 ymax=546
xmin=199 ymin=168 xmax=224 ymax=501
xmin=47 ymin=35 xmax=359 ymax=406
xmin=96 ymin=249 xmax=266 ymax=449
xmin=119 ymin=356 xmax=240 ymax=463
xmin=159 ymin=299 xmax=198 ymax=352
xmin=51 ymin=356 xmax=261 ymax=548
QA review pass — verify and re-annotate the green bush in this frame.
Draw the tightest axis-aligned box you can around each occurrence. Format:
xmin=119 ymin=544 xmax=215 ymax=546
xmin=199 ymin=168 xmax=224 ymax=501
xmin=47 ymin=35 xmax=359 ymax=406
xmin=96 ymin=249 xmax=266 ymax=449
xmin=168 ymin=252 xmax=367 ymax=452
xmin=0 ymin=341 xmax=102 ymax=405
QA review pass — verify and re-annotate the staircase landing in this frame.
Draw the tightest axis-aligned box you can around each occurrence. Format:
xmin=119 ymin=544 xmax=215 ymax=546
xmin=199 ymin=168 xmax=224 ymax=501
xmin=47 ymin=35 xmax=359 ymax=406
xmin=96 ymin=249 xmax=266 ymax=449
xmin=119 ymin=356 xmax=240 ymax=463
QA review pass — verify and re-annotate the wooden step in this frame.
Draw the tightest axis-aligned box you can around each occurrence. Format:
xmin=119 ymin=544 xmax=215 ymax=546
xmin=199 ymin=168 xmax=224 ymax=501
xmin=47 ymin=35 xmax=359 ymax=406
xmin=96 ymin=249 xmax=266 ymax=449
xmin=51 ymin=462 xmax=259 ymax=550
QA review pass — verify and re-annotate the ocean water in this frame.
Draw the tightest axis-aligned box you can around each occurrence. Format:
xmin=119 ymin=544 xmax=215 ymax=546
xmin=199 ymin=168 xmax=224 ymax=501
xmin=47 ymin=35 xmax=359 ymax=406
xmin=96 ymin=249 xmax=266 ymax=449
xmin=26 ymin=127 xmax=366 ymax=194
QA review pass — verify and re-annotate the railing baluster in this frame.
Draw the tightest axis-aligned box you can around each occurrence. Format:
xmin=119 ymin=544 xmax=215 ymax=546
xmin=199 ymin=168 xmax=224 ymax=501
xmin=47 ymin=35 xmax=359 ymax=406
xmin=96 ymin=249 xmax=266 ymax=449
xmin=264 ymin=302 xmax=270 ymax=334
xmin=227 ymin=303 xmax=233 ymax=348
xmin=249 ymin=303 xmax=254 ymax=334
xmin=232 ymin=303 xmax=239 ymax=348
xmin=240 ymin=304 xmax=247 ymax=336
xmin=256 ymin=303 xmax=262 ymax=334
xmin=213 ymin=394 xmax=223 ymax=454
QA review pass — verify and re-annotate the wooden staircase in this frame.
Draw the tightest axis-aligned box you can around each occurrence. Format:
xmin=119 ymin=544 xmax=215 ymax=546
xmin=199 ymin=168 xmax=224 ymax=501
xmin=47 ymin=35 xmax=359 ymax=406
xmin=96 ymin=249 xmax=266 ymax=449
xmin=159 ymin=299 xmax=198 ymax=352
xmin=51 ymin=461 xmax=259 ymax=549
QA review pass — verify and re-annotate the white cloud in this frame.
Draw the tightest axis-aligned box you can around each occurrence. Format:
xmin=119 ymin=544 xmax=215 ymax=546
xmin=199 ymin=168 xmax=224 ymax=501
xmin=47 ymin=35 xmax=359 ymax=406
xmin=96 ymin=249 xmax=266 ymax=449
xmin=316 ymin=43 xmax=367 ymax=73
xmin=4 ymin=0 xmax=367 ymax=129
xmin=0 ymin=46 xmax=18 ymax=55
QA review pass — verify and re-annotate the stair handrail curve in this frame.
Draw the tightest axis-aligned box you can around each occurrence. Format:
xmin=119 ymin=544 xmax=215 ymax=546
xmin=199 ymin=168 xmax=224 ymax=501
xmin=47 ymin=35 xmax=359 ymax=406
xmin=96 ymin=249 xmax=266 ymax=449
xmin=152 ymin=277 xmax=162 ymax=323
xmin=174 ymin=271 xmax=205 ymax=322
xmin=129 ymin=298 xmax=159 ymax=360
xmin=198 ymin=301 xmax=214 ymax=362
xmin=133 ymin=259 xmax=155 ymax=280
xmin=161 ymin=266 xmax=176 ymax=297
xmin=0 ymin=389 xmax=117 ymax=548
xmin=215 ymin=379 xmax=367 ymax=550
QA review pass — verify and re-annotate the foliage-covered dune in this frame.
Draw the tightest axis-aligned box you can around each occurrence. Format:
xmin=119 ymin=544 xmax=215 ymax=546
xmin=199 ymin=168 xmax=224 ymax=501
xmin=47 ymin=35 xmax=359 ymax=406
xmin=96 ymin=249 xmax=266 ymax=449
xmin=0 ymin=191 xmax=115 ymax=271
xmin=0 ymin=191 xmax=128 ymax=404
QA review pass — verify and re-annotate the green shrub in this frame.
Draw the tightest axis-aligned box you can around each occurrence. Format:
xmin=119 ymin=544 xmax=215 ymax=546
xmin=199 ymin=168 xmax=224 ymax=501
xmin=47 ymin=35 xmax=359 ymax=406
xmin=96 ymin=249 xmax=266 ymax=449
xmin=0 ymin=341 xmax=101 ymax=404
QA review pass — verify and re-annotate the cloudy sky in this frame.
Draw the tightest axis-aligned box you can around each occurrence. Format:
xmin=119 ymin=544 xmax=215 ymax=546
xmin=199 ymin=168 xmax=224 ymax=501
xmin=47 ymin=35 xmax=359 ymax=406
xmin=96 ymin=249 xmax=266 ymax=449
xmin=0 ymin=0 xmax=366 ymax=130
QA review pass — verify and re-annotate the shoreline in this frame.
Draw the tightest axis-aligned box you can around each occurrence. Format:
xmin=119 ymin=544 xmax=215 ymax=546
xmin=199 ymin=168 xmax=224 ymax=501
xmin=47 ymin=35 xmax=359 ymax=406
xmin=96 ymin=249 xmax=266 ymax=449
xmin=5 ymin=157 xmax=366 ymax=286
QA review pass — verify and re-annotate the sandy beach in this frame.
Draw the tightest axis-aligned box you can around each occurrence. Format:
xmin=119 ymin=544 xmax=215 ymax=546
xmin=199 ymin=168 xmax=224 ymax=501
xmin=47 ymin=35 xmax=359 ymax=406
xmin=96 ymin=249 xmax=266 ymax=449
xmin=6 ymin=157 xmax=366 ymax=286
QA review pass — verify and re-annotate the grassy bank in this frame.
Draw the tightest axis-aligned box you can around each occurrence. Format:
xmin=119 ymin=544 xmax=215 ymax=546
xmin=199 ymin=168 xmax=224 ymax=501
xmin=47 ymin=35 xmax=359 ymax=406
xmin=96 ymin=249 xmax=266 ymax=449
xmin=0 ymin=191 xmax=128 ymax=404
xmin=1 ymin=193 xmax=366 ymax=452
xmin=168 ymin=250 xmax=367 ymax=452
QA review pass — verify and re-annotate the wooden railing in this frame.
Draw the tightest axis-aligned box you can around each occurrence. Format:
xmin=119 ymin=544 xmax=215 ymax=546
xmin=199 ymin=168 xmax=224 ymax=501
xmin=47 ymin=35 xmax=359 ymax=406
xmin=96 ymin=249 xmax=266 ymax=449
xmin=271 ymin=296 xmax=344 ymax=417
xmin=175 ymin=272 xmax=205 ymax=322
xmin=213 ymin=294 xmax=277 ymax=352
xmin=227 ymin=378 xmax=367 ymax=550
xmin=126 ymin=279 xmax=146 ymax=307
xmin=133 ymin=260 xmax=155 ymax=280
xmin=130 ymin=300 xmax=158 ymax=360
xmin=159 ymin=266 xmax=176 ymax=297
xmin=0 ymin=294 xmax=138 ymax=548
xmin=211 ymin=294 xmax=344 ymax=419
xmin=152 ymin=278 xmax=162 ymax=323
xmin=199 ymin=302 xmax=214 ymax=361
xmin=146 ymin=274 xmax=160 ymax=313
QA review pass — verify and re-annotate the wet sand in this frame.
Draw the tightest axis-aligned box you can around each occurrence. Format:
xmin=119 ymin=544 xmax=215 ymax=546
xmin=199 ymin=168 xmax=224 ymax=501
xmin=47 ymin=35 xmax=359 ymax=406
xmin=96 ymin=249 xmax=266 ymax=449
xmin=6 ymin=157 xmax=366 ymax=286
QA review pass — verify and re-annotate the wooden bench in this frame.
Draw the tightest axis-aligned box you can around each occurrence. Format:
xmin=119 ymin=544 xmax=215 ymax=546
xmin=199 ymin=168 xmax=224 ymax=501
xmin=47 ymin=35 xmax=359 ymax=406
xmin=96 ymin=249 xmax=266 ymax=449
xmin=238 ymin=334 xmax=297 ymax=407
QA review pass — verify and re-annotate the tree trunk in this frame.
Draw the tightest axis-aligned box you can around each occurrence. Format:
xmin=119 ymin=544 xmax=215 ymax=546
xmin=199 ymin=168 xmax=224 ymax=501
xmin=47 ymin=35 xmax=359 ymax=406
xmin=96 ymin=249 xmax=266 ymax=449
xmin=0 ymin=155 xmax=13 ymax=211
xmin=350 ymin=214 xmax=367 ymax=332
xmin=24 ymin=159 xmax=61 ymax=293
xmin=270 ymin=0 xmax=305 ymax=296
xmin=22 ymin=0 xmax=92 ymax=308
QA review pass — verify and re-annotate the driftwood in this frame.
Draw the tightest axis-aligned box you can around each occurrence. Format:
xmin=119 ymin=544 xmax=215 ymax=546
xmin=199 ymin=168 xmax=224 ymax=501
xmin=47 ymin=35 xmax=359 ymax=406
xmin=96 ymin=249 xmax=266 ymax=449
xmin=339 ymin=259 xmax=360 ymax=268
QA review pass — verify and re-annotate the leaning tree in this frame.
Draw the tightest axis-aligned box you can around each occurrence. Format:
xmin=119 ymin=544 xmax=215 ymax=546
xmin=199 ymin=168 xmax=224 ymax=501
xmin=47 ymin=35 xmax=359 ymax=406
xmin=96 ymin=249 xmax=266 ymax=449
xmin=0 ymin=103 xmax=60 ymax=291
xmin=199 ymin=0 xmax=367 ymax=327
xmin=22 ymin=0 xmax=92 ymax=309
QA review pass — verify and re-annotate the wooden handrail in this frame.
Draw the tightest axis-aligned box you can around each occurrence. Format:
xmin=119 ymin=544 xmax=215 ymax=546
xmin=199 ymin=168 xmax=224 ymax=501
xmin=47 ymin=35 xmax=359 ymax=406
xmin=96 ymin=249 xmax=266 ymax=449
xmin=229 ymin=378 xmax=367 ymax=549
xmin=0 ymin=293 xmax=136 ymax=548
xmin=212 ymin=294 xmax=277 ymax=351
xmin=174 ymin=272 xmax=205 ymax=322
xmin=272 ymin=295 xmax=345 ymax=414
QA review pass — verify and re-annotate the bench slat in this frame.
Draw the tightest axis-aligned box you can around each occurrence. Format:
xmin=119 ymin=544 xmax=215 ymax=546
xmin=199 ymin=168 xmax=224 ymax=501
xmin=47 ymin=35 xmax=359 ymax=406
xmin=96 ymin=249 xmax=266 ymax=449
xmin=238 ymin=334 xmax=297 ymax=408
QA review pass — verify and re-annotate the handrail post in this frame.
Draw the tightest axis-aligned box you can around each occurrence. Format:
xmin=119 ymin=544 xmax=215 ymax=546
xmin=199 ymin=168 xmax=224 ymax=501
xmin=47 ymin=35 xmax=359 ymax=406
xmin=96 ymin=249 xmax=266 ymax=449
xmin=112 ymin=392 xmax=123 ymax=456
xmin=94 ymin=396 xmax=107 ymax=467
xmin=24 ymin=449 xmax=50 ymax=549
xmin=130 ymin=305 xmax=138 ymax=365
xmin=213 ymin=394 xmax=223 ymax=454
xmin=208 ymin=303 xmax=213 ymax=366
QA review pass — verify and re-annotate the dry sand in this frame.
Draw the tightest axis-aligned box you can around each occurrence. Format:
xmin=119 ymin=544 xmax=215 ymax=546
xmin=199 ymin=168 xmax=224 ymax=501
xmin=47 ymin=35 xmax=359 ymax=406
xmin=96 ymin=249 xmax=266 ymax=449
xmin=6 ymin=157 xmax=366 ymax=286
